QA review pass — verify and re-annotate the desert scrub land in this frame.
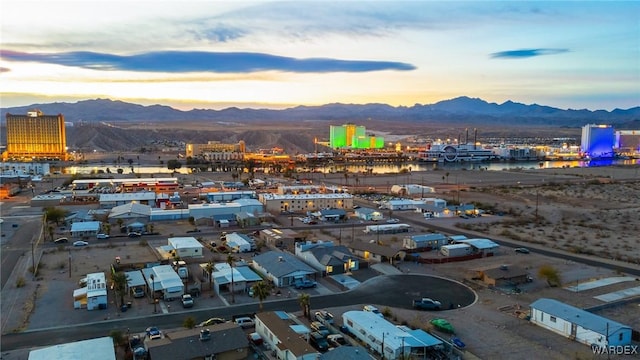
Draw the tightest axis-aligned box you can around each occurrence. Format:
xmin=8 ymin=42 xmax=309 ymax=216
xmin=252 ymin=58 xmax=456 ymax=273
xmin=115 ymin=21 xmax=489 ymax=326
xmin=458 ymin=181 xmax=640 ymax=264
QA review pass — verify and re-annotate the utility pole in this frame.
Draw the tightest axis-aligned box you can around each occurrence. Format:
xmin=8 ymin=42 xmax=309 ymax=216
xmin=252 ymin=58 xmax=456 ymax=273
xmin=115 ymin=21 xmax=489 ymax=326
xmin=535 ymin=189 xmax=539 ymax=223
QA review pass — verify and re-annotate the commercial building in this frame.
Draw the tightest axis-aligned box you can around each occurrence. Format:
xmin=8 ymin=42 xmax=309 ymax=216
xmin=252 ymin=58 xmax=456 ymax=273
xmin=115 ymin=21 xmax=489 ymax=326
xmin=580 ymin=124 xmax=615 ymax=159
xmin=164 ymin=237 xmax=204 ymax=258
xmin=615 ymin=130 xmax=640 ymax=157
xmin=530 ymin=298 xmax=632 ymax=347
xmin=259 ymin=193 xmax=353 ymax=214
xmin=185 ymin=140 xmax=245 ymax=158
xmin=329 ymin=124 xmax=384 ymax=149
xmin=4 ymin=110 xmax=68 ymax=161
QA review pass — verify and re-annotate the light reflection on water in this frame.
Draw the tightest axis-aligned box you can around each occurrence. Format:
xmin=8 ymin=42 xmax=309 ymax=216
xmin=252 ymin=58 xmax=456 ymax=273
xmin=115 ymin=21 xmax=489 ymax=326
xmin=64 ymin=158 xmax=639 ymax=175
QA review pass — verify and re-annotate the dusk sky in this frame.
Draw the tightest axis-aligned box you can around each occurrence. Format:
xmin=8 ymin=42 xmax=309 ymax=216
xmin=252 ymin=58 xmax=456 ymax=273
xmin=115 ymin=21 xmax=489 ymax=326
xmin=1 ymin=1 xmax=638 ymax=111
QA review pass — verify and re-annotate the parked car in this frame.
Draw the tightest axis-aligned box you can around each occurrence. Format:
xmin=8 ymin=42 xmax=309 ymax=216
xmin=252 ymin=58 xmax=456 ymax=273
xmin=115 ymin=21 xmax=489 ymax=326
xmin=310 ymin=321 xmax=330 ymax=337
xmin=54 ymin=237 xmax=68 ymax=244
xmin=128 ymin=232 xmax=142 ymax=238
xmin=234 ymin=317 xmax=255 ymax=328
xmin=386 ymin=218 xmax=400 ymax=223
xmin=145 ymin=326 xmax=162 ymax=340
xmin=196 ymin=317 xmax=227 ymax=327
xmin=314 ymin=310 xmax=334 ymax=325
xmin=327 ymin=334 xmax=347 ymax=347
xmin=248 ymin=332 xmax=263 ymax=346
xmin=181 ymin=294 xmax=194 ymax=308
xmin=73 ymin=241 xmax=89 ymax=247
xmin=515 ymin=247 xmax=531 ymax=254
xmin=309 ymin=331 xmax=329 ymax=352
xmin=294 ymin=278 xmax=317 ymax=289
xmin=363 ymin=304 xmax=383 ymax=317
xmin=96 ymin=233 xmax=110 ymax=239
xmin=412 ymin=298 xmax=442 ymax=311
xmin=132 ymin=287 xmax=145 ymax=298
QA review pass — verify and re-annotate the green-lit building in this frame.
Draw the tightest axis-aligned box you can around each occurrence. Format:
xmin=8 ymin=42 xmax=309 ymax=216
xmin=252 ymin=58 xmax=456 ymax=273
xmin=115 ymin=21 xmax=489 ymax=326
xmin=329 ymin=124 xmax=384 ymax=149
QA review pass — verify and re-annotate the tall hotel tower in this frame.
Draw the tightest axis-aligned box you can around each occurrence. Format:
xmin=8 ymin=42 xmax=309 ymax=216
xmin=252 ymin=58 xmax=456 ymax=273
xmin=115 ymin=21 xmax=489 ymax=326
xmin=4 ymin=110 xmax=68 ymax=161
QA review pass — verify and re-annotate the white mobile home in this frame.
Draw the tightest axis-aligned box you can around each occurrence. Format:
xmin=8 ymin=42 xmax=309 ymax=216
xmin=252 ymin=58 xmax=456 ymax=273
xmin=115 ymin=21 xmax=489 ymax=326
xmin=342 ymin=311 xmax=442 ymax=359
xmin=440 ymin=244 xmax=473 ymax=257
xmin=403 ymin=233 xmax=448 ymax=250
xmin=530 ymin=298 xmax=632 ymax=347
xmin=143 ymin=265 xmax=184 ymax=301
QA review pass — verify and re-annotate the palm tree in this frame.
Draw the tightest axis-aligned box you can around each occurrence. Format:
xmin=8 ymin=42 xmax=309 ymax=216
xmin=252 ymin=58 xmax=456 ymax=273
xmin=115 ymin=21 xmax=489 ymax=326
xmin=252 ymin=281 xmax=271 ymax=311
xmin=111 ymin=272 xmax=128 ymax=307
xmin=204 ymin=261 xmax=214 ymax=295
xmin=226 ymin=253 xmax=235 ymax=303
xmin=298 ymin=293 xmax=311 ymax=319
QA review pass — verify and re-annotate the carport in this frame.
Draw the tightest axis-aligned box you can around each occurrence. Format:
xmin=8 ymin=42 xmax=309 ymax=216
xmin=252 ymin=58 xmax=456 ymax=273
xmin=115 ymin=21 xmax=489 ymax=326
xmin=125 ymin=270 xmax=147 ymax=295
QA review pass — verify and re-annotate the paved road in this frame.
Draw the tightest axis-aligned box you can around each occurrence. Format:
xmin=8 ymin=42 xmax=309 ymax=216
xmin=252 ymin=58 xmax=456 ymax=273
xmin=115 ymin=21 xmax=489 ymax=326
xmin=0 ymin=274 xmax=475 ymax=351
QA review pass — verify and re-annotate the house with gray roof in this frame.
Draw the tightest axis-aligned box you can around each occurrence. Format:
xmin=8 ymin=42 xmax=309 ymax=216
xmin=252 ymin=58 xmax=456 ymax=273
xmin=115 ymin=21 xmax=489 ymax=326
xmin=530 ymin=298 xmax=632 ymax=347
xmin=354 ymin=207 xmax=383 ymax=221
xmin=294 ymin=241 xmax=359 ymax=275
xmin=251 ymin=251 xmax=317 ymax=287
xmin=146 ymin=321 xmax=249 ymax=360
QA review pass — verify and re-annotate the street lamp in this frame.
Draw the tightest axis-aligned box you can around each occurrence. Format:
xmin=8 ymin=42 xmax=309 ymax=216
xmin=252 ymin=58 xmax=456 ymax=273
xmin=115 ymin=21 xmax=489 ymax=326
xmin=150 ymin=273 xmax=156 ymax=313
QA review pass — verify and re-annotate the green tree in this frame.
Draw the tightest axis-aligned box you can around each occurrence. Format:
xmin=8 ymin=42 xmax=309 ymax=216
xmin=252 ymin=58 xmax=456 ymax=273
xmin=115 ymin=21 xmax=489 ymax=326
xmin=109 ymin=330 xmax=126 ymax=352
xmin=252 ymin=281 xmax=271 ymax=311
xmin=538 ymin=265 xmax=562 ymax=287
xmin=226 ymin=253 xmax=236 ymax=304
xmin=111 ymin=272 xmax=128 ymax=307
xmin=188 ymin=216 xmax=195 ymax=226
xmin=167 ymin=159 xmax=182 ymax=171
xmin=116 ymin=218 xmax=124 ymax=233
xmin=183 ymin=316 xmax=196 ymax=329
xmin=204 ymin=261 xmax=214 ymax=295
xmin=43 ymin=207 xmax=67 ymax=225
xmin=298 ymin=293 xmax=311 ymax=319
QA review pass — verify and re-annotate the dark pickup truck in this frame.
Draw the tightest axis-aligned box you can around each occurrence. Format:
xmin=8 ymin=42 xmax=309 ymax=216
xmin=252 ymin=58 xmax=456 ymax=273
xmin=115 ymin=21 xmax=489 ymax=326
xmin=294 ymin=278 xmax=317 ymax=289
xmin=412 ymin=298 xmax=442 ymax=310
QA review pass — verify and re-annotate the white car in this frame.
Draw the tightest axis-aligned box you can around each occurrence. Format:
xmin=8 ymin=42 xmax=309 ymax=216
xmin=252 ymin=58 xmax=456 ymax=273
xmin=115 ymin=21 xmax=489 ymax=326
xmin=73 ymin=241 xmax=89 ymax=247
xmin=96 ymin=233 xmax=110 ymax=239
xmin=363 ymin=304 xmax=384 ymax=317
xmin=386 ymin=218 xmax=400 ymax=224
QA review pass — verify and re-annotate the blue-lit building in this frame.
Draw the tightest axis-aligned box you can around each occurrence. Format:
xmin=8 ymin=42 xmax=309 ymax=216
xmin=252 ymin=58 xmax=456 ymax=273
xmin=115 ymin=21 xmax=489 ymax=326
xmin=580 ymin=124 xmax=615 ymax=159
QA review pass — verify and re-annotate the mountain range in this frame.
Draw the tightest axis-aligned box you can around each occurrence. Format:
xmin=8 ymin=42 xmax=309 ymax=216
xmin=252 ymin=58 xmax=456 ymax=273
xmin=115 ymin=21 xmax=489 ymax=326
xmin=2 ymin=97 xmax=639 ymax=128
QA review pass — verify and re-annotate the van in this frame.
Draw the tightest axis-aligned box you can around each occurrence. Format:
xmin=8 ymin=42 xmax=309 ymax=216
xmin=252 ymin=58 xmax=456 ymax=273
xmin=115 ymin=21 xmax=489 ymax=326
xmin=234 ymin=317 xmax=255 ymax=328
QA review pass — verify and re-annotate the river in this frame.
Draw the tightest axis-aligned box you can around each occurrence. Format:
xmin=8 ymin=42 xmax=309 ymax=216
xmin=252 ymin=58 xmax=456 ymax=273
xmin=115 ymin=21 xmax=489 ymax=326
xmin=62 ymin=158 xmax=639 ymax=175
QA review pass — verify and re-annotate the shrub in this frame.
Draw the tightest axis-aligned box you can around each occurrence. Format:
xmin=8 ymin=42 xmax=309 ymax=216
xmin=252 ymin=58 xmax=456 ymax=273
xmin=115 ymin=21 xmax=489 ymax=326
xmin=16 ymin=277 xmax=25 ymax=288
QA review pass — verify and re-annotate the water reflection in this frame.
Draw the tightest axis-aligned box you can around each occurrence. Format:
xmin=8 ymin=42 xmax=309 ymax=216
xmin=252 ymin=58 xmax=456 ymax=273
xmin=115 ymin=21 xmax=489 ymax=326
xmin=63 ymin=158 xmax=639 ymax=175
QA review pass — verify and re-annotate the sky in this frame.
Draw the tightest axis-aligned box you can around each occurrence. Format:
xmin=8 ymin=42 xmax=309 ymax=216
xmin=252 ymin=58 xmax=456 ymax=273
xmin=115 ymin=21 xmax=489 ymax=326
xmin=1 ymin=0 xmax=639 ymax=111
